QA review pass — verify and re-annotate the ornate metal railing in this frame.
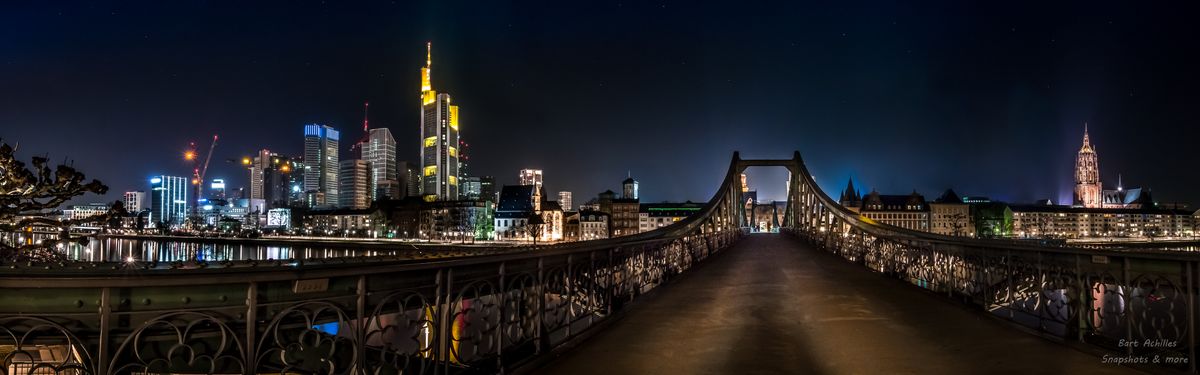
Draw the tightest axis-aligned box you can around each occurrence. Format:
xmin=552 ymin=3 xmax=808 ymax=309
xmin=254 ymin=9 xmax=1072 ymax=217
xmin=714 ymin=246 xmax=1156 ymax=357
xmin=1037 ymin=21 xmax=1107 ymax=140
xmin=778 ymin=150 xmax=1200 ymax=373
xmin=0 ymin=155 xmax=748 ymax=374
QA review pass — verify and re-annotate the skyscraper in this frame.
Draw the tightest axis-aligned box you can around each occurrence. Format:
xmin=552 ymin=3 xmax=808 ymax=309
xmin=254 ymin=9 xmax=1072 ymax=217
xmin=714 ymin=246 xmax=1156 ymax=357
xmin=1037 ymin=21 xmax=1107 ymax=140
xmin=339 ymin=159 xmax=374 ymax=209
xmin=250 ymin=150 xmax=304 ymax=209
xmin=559 ymin=191 xmax=573 ymax=211
xmin=519 ymin=169 xmax=543 ymax=189
xmin=364 ymin=127 xmax=399 ymax=199
xmin=304 ymin=124 xmax=340 ymax=207
xmin=1074 ymin=125 xmax=1102 ymax=208
xmin=419 ymin=42 xmax=460 ymax=201
xmin=149 ymin=175 xmax=188 ymax=227
xmin=209 ymin=179 xmax=226 ymax=200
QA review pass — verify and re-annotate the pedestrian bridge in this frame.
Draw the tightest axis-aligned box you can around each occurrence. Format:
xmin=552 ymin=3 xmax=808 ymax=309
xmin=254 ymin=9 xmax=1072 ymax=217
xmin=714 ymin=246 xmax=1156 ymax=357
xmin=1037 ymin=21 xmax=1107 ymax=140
xmin=1 ymin=152 xmax=1193 ymax=374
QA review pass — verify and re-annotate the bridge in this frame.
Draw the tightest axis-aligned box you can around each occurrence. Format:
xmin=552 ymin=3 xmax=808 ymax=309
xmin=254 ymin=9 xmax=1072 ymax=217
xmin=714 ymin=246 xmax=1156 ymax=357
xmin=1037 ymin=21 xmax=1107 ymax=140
xmin=0 ymin=152 xmax=1193 ymax=374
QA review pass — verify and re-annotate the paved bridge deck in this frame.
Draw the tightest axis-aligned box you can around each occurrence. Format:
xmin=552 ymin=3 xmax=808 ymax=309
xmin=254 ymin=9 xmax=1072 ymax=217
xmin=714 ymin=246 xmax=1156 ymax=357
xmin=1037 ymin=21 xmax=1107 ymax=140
xmin=535 ymin=233 xmax=1138 ymax=374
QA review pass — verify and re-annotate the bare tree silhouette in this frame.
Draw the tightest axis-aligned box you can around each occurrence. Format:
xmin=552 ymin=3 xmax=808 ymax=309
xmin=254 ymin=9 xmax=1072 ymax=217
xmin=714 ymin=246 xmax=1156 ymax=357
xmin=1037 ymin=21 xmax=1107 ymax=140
xmin=0 ymin=140 xmax=125 ymax=262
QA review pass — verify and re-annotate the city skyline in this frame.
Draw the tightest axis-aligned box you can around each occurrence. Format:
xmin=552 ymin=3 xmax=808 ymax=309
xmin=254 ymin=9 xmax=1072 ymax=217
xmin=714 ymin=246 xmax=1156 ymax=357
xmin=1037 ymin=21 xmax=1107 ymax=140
xmin=3 ymin=1 xmax=1198 ymax=207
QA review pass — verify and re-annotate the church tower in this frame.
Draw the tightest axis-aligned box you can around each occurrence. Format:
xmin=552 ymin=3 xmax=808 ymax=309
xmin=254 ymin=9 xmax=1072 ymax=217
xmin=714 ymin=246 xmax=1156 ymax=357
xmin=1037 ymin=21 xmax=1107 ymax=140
xmin=1073 ymin=124 xmax=1102 ymax=208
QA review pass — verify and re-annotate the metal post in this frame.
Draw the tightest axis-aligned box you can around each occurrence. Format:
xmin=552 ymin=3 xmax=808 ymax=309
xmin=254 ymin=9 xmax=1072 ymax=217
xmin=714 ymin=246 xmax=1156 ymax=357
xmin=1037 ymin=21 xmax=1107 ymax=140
xmin=1007 ymin=250 xmax=1014 ymax=320
xmin=245 ymin=282 xmax=258 ymax=371
xmin=1124 ymin=257 xmax=1133 ymax=356
xmin=566 ymin=254 xmax=574 ymax=339
xmin=497 ymin=261 xmax=505 ymax=372
xmin=535 ymin=257 xmax=545 ymax=354
xmin=97 ymin=287 xmax=111 ymax=375
xmin=356 ymin=275 xmax=367 ymax=372
xmin=1188 ymin=260 xmax=1196 ymax=373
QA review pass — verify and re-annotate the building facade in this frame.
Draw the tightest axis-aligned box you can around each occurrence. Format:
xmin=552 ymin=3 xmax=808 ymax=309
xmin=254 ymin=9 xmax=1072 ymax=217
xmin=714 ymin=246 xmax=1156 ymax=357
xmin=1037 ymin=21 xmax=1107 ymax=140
xmin=558 ymin=191 xmax=573 ymax=212
xmin=639 ymin=202 xmax=702 ymax=233
xmin=150 ymin=175 xmax=189 ymax=227
xmin=338 ymin=159 xmax=375 ymax=209
xmin=929 ymin=189 xmax=973 ymax=236
xmin=364 ymin=127 xmax=399 ymax=199
xmin=419 ymin=43 xmax=461 ymax=201
xmin=303 ymin=124 xmax=340 ymax=207
xmin=124 ymin=191 xmax=146 ymax=213
xmin=1012 ymin=205 xmax=1197 ymax=239
xmin=519 ymin=169 xmax=543 ymax=189
xmin=858 ymin=191 xmax=930 ymax=232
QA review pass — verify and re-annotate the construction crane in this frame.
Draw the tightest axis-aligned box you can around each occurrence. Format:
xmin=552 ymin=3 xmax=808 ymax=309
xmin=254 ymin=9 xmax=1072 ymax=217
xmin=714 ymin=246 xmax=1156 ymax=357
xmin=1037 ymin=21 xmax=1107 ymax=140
xmin=184 ymin=135 xmax=218 ymax=223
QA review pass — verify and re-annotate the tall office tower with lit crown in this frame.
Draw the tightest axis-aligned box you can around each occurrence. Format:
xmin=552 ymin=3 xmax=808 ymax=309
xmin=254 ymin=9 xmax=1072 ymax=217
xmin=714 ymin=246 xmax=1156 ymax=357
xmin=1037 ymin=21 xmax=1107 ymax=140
xmin=304 ymin=124 xmax=340 ymax=207
xmin=419 ymin=42 xmax=460 ymax=201
xmin=364 ymin=127 xmax=399 ymax=199
xmin=1073 ymin=124 xmax=1102 ymax=208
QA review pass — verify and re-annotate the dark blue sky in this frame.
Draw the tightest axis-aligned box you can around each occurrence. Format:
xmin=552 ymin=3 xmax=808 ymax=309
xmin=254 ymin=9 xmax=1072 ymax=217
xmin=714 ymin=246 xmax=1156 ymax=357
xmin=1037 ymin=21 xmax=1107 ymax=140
xmin=3 ymin=1 xmax=1197 ymax=206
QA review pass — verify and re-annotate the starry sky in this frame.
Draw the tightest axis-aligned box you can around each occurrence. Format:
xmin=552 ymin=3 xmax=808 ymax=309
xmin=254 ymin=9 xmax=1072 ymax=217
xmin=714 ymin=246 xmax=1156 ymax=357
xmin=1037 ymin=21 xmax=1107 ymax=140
xmin=3 ymin=1 xmax=1198 ymax=207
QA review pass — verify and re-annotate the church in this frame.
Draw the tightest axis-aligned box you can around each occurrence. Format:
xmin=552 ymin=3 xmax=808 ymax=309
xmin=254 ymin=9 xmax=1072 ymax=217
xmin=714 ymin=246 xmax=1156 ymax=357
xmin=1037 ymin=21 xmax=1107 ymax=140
xmin=1073 ymin=125 xmax=1154 ymax=209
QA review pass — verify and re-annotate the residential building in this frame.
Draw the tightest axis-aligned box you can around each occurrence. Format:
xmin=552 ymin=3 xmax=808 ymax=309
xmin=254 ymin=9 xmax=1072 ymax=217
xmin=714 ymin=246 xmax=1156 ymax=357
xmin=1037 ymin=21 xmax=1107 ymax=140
xmin=575 ymin=210 xmax=610 ymax=241
xmin=639 ymin=202 xmax=702 ymax=232
xmin=419 ymin=200 xmax=492 ymax=241
xmin=929 ymin=189 xmax=972 ymax=236
xmin=610 ymin=198 xmax=640 ymax=237
xmin=1012 ymin=205 xmax=1197 ymax=239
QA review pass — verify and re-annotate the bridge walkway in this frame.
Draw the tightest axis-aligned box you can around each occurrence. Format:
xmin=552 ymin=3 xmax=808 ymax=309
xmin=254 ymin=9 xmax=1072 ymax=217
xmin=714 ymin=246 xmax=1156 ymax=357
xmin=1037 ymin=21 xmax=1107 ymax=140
xmin=534 ymin=233 xmax=1137 ymax=374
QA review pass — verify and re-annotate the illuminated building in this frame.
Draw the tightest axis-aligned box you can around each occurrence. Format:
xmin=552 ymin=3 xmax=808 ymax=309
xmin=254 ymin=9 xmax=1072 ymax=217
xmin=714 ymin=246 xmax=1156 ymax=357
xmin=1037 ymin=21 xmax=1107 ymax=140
xmin=419 ymin=42 xmax=461 ymax=201
xmin=558 ymin=191 xmax=573 ymax=211
xmin=565 ymin=210 xmax=609 ymax=241
xmin=64 ymin=203 xmax=109 ymax=221
xmin=250 ymin=150 xmax=305 ymax=209
xmin=638 ymin=202 xmax=702 ymax=232
xmin=1074 ymin=125 xmax=1102 ymax=208
xmin=519 ymin=169 xmax=543 ymax=189
xmin=461 ymin=176 xmax=482 ymax=200
xmin=149 ymin=175 xmax=189 ymax=227
xmin=858 ymin=190 xmax=930 ymax=232
xmin=495 ymin=185 xmax=536 ymax=240
xmin=1011 ymin=205 xmax=1197 ymax=239
xmin=304 ymin=124 xmax=340 ymax=207
xmin=480 ymin=176 xmax=496 ymax=203
xmin=209 ymin=179 xmax=226 ymax=200
xmin=929 ymin=189 xmax=973 ymax=237
xmin=338 ymin=159 xmax=374 ymax=209
xmin=740 ymin=173 xmax=749 ymax=192
xmin=364 ymin=127 xmax=400 ymax=199
xmin=123 ymin=191 xmax=146 ymax=213
xmin=622 ymin=175 xmax=638 ymax=200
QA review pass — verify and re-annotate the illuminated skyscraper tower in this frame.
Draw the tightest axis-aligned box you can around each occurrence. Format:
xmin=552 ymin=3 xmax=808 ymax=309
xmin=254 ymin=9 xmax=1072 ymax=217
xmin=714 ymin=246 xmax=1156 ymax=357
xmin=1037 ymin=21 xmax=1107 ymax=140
xmin=1074 ymin=124 xmax=1102 ymax=208
xmin=419 ymin=42 xmax=460 ymax=201
xmin=304 ymin=124 xmax=340 ymax=207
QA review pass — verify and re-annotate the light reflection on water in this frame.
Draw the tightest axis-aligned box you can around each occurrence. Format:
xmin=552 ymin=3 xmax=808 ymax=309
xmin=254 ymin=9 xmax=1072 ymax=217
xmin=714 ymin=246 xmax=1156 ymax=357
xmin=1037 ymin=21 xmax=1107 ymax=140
xmin=55 ymin=237 xmax=403 ymax=263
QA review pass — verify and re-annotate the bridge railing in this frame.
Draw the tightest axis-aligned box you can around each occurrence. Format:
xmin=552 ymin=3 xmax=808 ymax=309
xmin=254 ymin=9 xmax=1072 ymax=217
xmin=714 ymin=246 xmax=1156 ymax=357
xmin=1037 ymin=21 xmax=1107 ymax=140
xmin=0 ymin=155 xmax=749 ymax=374
xmin=779 ymin=150 xmax=1199 ymax=372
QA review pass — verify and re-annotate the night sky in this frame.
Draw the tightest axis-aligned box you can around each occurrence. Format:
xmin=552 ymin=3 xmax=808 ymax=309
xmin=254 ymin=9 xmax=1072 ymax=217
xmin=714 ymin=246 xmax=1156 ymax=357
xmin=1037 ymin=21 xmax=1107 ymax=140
xmin=3 ymin=1 xmax=1198 ymax=207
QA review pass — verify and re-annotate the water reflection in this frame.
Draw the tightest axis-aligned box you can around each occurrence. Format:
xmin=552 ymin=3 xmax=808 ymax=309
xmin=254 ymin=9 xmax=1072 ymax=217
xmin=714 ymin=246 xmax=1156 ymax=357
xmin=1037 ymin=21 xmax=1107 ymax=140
xmin=56 ymin=236 xmax=410 ymax=262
